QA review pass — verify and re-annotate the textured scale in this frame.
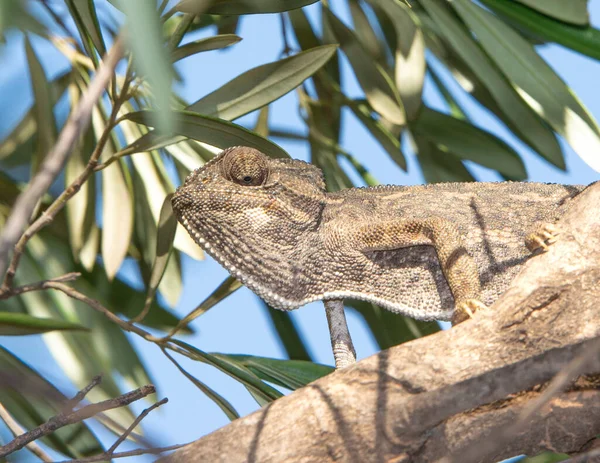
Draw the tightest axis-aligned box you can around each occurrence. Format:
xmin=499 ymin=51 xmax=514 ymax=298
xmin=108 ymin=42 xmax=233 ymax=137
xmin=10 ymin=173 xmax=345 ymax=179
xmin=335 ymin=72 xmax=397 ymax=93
xmin=172 ymin=147 xmax=584 ymax=322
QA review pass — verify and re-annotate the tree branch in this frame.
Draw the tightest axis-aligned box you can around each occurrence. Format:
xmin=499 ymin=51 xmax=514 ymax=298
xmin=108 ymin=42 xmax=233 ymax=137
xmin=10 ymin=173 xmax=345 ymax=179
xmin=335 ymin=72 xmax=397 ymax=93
xmin=160 ymin=182 xmax=600 ymax=463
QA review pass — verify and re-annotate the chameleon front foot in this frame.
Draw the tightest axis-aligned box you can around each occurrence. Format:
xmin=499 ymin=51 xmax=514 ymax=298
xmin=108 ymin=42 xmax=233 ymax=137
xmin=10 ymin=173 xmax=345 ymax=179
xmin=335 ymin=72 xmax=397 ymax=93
xmin=526 ymin=223 xmax=561 ymax=253
xmin=452 ymin=299 xmax=488 ymax=325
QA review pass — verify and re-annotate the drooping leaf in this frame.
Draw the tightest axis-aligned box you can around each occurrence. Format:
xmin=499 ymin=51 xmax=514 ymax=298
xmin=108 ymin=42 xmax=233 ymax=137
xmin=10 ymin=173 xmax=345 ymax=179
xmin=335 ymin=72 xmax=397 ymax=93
xmin=125 ymin=110 xmax=289 ymax=158
xmin=411 ymin=107 xmax=526 ymax=179
xmin=162 ymin=348 xmax=240 ymax=421
xmin=451 ymin=0 xmax=600 ymax=173
xmin=177 ymin=0 xmax=320 ymax=15
xmin=325 ymin=8 xmax=405 ymax=125
xmin=512 ymin=0 xmax=589 ymax=26
xmin=348 ymin=0 xmax=388 ymax=66
xmin=420 ymin=0 xmax=565 ymax=169
xmin=369 ymin=0 xmax=425 ymax=120
xmin=65 ymin=0 xmax=106 ymax=65
xmin=0 ymin=312 xmax=88 ymax=335
xmin=262 ymin=302 xmax=312 ymax=361
xmin=171 ymin=34 xmax=242 ymax=62
xmin=218 ymin=354 xmax=333 ymax=390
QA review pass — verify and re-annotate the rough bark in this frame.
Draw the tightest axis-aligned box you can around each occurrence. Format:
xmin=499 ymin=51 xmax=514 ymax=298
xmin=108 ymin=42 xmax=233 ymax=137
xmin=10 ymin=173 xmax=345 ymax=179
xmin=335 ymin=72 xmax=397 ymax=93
xmin=162 ymin=182 xmax=600 ymax=463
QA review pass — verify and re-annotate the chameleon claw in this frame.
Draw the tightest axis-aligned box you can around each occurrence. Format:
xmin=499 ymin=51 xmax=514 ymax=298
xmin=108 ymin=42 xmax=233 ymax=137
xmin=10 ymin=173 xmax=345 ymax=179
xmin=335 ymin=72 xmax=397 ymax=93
xmin=452 ymin=299 xmax=488 ymax=325
xmin=526 ymin=223 xmax=561 ymax=253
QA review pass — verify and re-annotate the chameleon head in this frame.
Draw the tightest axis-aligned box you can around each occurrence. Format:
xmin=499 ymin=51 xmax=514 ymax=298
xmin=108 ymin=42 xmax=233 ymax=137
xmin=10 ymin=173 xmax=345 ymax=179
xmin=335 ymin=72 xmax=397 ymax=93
xmin=171 ymin=146 xmax=327 ymax=299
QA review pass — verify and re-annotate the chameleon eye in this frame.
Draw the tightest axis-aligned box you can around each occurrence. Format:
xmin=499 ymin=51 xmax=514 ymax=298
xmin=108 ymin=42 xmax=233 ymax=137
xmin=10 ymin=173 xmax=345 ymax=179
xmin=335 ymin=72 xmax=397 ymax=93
xmin=221 ymin=147 xmax=269 ymax=186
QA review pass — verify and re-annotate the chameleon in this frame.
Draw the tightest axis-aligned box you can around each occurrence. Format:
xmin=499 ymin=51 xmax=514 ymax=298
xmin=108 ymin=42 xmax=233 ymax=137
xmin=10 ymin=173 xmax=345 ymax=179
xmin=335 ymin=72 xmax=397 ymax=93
xmin=172 ymin=146 xmax=586 ymax=368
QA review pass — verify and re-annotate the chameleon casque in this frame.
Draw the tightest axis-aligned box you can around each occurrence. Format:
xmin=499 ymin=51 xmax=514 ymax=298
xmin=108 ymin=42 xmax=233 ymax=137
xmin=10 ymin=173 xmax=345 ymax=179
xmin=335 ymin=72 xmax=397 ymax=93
xmin=172 ymin=146 xmax=585 ymax=368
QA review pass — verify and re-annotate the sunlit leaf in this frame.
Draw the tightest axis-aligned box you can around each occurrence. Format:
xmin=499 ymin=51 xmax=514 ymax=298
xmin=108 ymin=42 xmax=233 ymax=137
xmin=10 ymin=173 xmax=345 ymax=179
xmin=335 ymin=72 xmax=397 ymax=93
xmin=125 ymin=110 xmax=289 ymax=158
xmin=411 ymin=107 xmax=526 ymax=179
xmin=0 ymin=312 xmax=88 ymax=335
xmin=451 ymin=0 xmax=600 ymax=173
xmin=171 ymin=34 xmax=242 ymax=62
xmin=178 ymin=0 xmax=320 ymax=15
xmin=325 ymin=8 xmax=405 ymax=125
xmin=219 ymin=354 xmax=333 ymax=390
xmin=420 ymin=0 xmax=565 ymax=169
xmin=253 ymin=105 xmax=269 ymax=137
xmin=369 ymin=0 xmax=425 ymax=120
xmin=93 ymin=109 xmax=133 ymax=280
xmin=513 ymin=0 xmax=588 ymax=26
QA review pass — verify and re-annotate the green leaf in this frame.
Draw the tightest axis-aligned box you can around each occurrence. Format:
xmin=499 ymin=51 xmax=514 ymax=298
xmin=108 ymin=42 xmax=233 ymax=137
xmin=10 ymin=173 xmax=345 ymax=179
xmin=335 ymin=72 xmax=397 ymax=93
xmin=171 ymin=34 xmax=242 ymax=62
xmin=189 ymin=45 xmax=338 ymax=120
xmin=167 ymin=276 xmax=242 ymax=337
xmin=65 ymin=0 xmax=106 ymax=64
xmin=177 ymin=0 xmax=320 ymax=15
xmin=348 ymin=0 xmax=388 ymax=66
xmin=480 ymin=0 xmax=600 ymax=60
xmin=262 ymin=302 xmax=312 ymax=361
xmin=369 ymin=0 xmax=425 ymax=120
xmin=420 ymin=0 xmax=565 ymax=169
xmin=0 ymin=347 xmax=102 ymax=458
xmin=172 ymin=340 xmax=283 ymax=404
xmin=25 ymin=36 xmax=56 ymax=176
xmin=139 ymin=194 xmax=177 ymax=319
xmin=325 ymin=8 xmax=405 ymax=125
xmin=125 ymin=110 xmax=290 ymax=158
xmin=411 ymin=107 xmax=526 ymax=179
xmin=117 ymin=0 xmax=174 ymax=132
xmin=162 ymin=348 xmax=240 ymax=421
xmin=513 ymin=0 xmax=589 ymax=26
xmin=348 ymin=100 xmax=406 ymax=171
xmin=0 ymin=2 xmax=46 ymax=39
xmin=0 ymin=312 xmax=88 ymax=335
xmin=93 ymin=110 xmax=133 ymax=280
xmin=410 ymin=131 xmax=475 ymax=183
xmin=451 ymin=0 xmax=600 ymax=173
xmin=218 ymin=354 xmax=333 ymax=390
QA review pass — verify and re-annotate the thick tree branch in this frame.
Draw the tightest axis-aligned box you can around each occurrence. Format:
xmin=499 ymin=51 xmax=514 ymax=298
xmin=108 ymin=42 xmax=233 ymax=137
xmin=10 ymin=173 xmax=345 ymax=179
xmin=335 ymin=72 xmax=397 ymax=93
xmin=161 ymin=182 xmax=600 ymax=463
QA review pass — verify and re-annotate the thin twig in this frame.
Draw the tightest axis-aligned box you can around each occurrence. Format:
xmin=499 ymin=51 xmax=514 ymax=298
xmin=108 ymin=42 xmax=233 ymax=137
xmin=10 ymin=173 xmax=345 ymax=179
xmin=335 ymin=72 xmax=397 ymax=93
xmin=61 ymin=375 xmax=103 ymax=414
xmin=107 ymin=397 xmax=168 ymax=454
xmin=0 ymin=36 xmax=125 ymax=287
xmin=0 ymin=385 xmax=156 ymax=459
xmin=59 ymin=443 xmax=188 ymax=463
xmin=0 ymin=402 xmax=53 ymax=462
xmin=0 ymin=272 xmax=80 ymax=300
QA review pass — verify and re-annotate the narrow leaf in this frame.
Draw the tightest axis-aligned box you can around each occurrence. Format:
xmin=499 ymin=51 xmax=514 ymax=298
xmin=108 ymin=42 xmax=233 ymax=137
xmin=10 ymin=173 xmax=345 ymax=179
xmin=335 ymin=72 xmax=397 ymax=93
xmin=263 ymin=302 xmax=312 ymax=361
xmin=420 ymin=0 xmax=565 ymax=169
xmin=171 ymin=34 xmax=242 ymax=62
xmin=218 ymin=354 xmax=333 ymax=390
xmin=125 ymin=110 xmax=289 ymax=158
xmin=451 ymin=0 xmax=600 ymax=173
xmin=325 ymin=9 xmax=405 ymax=125
xmin=178 ymin=0 xmax=320 ymax=15
xmin=349 ymin=0 xmax=387 ymax=65
xmin=65 ymin=0 xmax=106 ymax=59
xmin=411 ymin=107 xmax=526 ymax=179
xmin=0 ymin=313 xmax=88 ymax=335
xmin=513 ymin=0 xmax=589 ymax=26
xmin=117 ymin=0 xmax=174 ymax=132
xmin=369 ymin=0 xmax=425 ymax=120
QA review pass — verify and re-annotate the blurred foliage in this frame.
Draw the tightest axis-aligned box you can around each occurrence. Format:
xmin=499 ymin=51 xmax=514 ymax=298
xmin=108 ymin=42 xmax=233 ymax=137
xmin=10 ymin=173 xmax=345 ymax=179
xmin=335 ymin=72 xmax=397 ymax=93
xmin=0 ymin=0 xmax=598 ymax=460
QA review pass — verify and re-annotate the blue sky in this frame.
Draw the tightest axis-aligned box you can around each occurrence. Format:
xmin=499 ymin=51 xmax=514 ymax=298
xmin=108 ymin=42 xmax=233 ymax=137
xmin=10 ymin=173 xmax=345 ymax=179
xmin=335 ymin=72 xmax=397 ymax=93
xmin=1 ymin=1 xmax=600 ymax=461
